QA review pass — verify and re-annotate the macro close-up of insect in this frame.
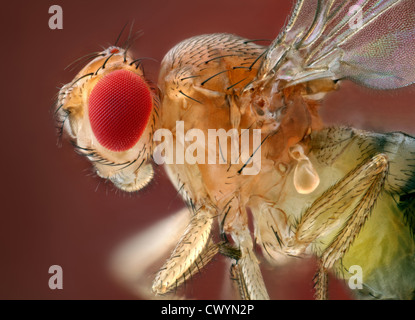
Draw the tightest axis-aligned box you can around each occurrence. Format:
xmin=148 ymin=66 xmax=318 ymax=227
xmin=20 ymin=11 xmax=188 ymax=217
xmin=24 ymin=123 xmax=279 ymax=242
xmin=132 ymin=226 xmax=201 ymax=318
xmin=53 ymin=0 xmax=415 ymax=300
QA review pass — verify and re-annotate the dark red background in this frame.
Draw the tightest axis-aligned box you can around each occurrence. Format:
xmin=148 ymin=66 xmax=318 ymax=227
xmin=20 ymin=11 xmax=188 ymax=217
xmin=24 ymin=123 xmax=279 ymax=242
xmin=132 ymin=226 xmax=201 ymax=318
xmin=2 ymin=0 xmax=415 ymax=300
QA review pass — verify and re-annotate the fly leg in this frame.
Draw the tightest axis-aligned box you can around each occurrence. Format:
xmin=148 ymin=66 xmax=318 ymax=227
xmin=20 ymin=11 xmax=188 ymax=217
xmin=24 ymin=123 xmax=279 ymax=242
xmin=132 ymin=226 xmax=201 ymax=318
xmin=293 ymin=154 xmax=389 ymax=299
xmin=222 ymin=198 xmax=270 ymax=300
xmin=313 ymin=261 xmax=329 ymax=300
xmin=151 ymin=205 xmax=219 ymax=295
xmin=228 ymin=224 xmax=270 ymax=300
xmin=316 ymin=154 xmax=387 ymax=299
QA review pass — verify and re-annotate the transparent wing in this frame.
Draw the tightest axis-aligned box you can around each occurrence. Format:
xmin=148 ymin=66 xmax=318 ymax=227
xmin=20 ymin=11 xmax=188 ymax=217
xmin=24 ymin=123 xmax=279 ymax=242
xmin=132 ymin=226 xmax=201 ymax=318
xmin=259 ymin=0 xmax=415 ymax=89
xmin=110 ymin=208 xmax=190 ymax=299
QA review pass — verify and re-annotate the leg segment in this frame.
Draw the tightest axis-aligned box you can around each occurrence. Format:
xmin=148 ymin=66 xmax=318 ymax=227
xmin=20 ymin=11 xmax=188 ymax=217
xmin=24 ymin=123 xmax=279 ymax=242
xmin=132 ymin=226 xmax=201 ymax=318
xmin=152 ymin=206 xmax=217 ymax=295
xmin=313 ymin=261 xmax=329 ymax=300
xmin=224 ymin=204 xmax=270 ymax=300
xmin=294 ymin=154 xmax=389 ymax=299
xmin=227 ymin=225 xmax=270 ymax=300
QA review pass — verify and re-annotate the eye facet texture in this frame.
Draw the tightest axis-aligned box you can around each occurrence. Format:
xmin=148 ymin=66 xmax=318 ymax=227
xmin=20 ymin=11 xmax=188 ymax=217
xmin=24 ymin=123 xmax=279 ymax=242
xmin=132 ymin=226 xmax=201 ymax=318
xmin=89 ymin=69 xmax=152 ymax=152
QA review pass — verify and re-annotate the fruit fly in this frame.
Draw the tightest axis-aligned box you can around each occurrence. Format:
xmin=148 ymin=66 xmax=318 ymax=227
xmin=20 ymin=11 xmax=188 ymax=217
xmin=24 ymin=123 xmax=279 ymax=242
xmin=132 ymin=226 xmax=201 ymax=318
xmin=55 ymin=0 xmax=415 ymax=299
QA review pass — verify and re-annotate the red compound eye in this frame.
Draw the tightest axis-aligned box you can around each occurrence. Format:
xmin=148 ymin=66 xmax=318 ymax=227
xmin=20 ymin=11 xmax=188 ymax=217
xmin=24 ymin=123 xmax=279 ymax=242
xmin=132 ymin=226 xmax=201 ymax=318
xmin=88 ymin=69 xmax=152 ymax=152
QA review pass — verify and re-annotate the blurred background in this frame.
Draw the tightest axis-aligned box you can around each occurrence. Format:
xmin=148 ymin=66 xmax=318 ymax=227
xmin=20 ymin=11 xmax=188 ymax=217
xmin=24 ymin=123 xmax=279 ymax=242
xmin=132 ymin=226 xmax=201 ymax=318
xmin=2 ymin=0 xmax=415 ymax=299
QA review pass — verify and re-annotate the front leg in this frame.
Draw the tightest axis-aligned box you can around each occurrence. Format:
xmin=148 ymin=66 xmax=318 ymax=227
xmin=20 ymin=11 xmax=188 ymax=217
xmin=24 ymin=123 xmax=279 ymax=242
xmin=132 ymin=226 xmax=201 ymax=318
xmin=152 ymin=206 xmax=218 ymax=295
xmin=294 ymin=154 xmax=389 ymax=299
